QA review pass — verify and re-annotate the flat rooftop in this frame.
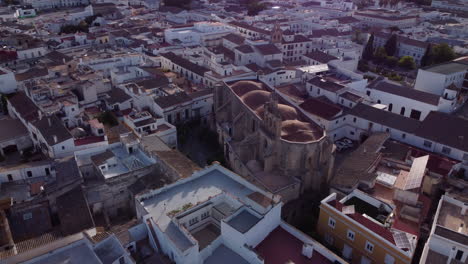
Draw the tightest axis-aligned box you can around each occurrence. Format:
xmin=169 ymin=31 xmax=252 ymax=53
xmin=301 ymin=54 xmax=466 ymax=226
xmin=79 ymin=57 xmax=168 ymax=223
xmin=436 ymin=199 xmax=468 ymax=236
xmin=204 ymin=244 xmax=249 ymax=264
xmin=227 ymin=210 xmax=261 ymax=233
xmin=140 ymin=166 xmax=270 ymax=252
xmin=343 ymin=196 xmax=390 ymax=224
xmin=27 ymin=241 xmax=101 ymax=264
xmin=191 ymin=224 xmax=220 ymax=250
xmin=423 ymin=61 xmax=468 ymax=75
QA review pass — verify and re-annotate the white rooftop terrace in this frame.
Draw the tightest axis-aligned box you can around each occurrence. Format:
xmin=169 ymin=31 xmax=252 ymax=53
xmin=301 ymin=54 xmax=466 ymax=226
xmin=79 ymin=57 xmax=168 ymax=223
xmin=75 ymin=143 xmax=155 ymax=179
xmin=137 ymin=164 xmax=279 ymax=252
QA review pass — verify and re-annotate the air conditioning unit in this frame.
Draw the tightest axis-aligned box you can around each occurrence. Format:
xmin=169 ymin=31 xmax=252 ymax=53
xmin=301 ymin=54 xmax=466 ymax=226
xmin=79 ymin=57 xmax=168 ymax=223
xmin=302 ymin=243 xmax=314 ymax=259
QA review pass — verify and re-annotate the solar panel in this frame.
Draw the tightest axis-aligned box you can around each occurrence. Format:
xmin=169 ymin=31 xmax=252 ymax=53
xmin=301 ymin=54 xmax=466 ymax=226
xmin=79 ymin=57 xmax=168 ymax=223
xmin=393 ymin=231 xmax=412 ymax=250
xmin=342 ymin=205 xmax=355 ymax=215
xmin=402 ymin=155 xmax=429 ymax=190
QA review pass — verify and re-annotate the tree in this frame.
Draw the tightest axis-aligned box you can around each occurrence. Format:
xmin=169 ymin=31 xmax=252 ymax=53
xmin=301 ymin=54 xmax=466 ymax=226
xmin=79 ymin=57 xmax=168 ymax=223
xmin=362 ymin=34 xmax=374 ymax=61
xmin=420 ymin=44 xmax=433 ymax=67
xmin=98 ymin=111 xmax=118 ymax=127
xmin=384 ymin=34 xmax=398 ymax=56
xmin=247 ymin=1 xmax=267 ymax=16
xmin=432 ymin=43 xmax=456 ymax=64
xmin=162 ymin=0 xmax=191 ymax=9
xmin=374 ymin=47 xmax=387 ymax=63
xmin=385 ymin=56 xmax=398 ymax=67
xmin=398 ymin=56 xmax=416 ymax=70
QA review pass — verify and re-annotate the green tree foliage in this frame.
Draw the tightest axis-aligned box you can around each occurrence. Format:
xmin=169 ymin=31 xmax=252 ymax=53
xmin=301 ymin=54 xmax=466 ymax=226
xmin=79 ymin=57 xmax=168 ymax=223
xmin=1 ymin=94 xmax=8 ymax=114
xmin=374 ymin=47 xmax=387 ymax=63
xmin=4 ymin=0 xmax=20 ymax=5
xmin=432 ymin=43 xmax=456 ymax=64
xmin=398 ymin=56 xmax=416 ymax=70
xmin=247 ymin=1 xmax=267 ymax=16
xmin=385 ymin=56 xmax=398 ymax=67
xmin=420 ymin=44 xmax=433 ymax=67
xmin=362 ymin=34 xmax=374 ymax=61
xmin=98 ymin=111 xmax=118 ymax=127
xmin=384 ymin=34 xmax=398 ymax=56
xmin=163 ymin=0 xmax=191 ymax=9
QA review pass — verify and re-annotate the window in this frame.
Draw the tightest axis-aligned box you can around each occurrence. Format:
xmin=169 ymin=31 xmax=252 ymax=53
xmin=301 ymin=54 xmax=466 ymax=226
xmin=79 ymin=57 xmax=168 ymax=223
xmin=62 ymin=146 xmax=65 ymax=150
xmin=100 ymin=165 xmax=106 ymax=170
xmin=23 ymin=212 xmax=32 ymax=220
xmin=410 ymin=109 xmax=421 ymax=120
xmin=442 ymin=146 xmax=451 ymax=155
xmin=386 ymin=128 xmax=390 ymax=133
xmin=455 ymin=250 xmax=464 ymax=261
xmin=423 ymin=140 xmax=432 ymax=148
xmin=402 ymin=133 xmax=406 ymax=139
xmin=366 ymin=91 xmax=371 ymax=96
xmin=353 ymin=117 xmax=357 ymax=123
xmin=463 ymin=153 xmax=468 ymax=161
xmin=27 ymin=171 xmax=32 ymax=177
xmin=45 ymin=168 xmax=50 ymax=176
xmin=328 ymin=217 xmax=336 ymax=228
xmin=189 ymin=217 xmax=199 ymax=226
xmin=365 ymin=241 xmax=374 ymax=253
xmin=347 ymin=230 xmax=355 ymax=241
xmin=7 ymin=174 xmax=13 ymax=181
xmin=400 ymin=107 xmax=405 ymax=115
xmin=201 ymin=211 xmax=210 ymax=220
xmin=388 ymin=103 xmax=393 ymax=112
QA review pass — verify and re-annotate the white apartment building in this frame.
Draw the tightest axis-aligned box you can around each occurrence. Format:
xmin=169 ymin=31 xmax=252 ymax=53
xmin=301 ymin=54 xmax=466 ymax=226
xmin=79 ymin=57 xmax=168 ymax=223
xmin=135 ymin=164 xmax=346 ymax=264
xmin=420 ymin=194 xmax=468 ymax=264
xmin=353 ymin=12 xmax=418 ymax=28
xmin=22 ymin=0 xmax=89 ymax=10
xmin=3 ymin=229 xmax=133 ymax=264
xmin=0 ymin=67 xmax=17 ymax=94
xmin=164 ymin=22 xmax=235 ymax=47
xmin=123 ymin=110 xmax=177 ymax=148
xmin=414 ymin=59 xmax=468 ymax=96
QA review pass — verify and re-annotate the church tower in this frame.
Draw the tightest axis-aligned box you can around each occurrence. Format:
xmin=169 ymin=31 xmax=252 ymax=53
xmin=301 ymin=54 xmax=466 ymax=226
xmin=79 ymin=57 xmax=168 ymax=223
xmin=271 ymin=22 xmax=283 ymax=44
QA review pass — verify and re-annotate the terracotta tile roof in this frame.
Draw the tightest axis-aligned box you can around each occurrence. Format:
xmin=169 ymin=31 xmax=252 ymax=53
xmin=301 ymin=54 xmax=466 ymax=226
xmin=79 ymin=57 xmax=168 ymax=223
xmin=222 ymin=33 xmax=245 ymax=45
xmin=160 ymin=52 xmax=210 ymax=76
xmin=235 ymin=44 xmax=254 ymax=54
xmin=154 ymin=92 xmax=192 ymax=109
xmin=8 ymin=92 xmax=40 ymax=122
xmin=255 ymin=44 xmax=282 ymax=55
xmin=371 ymin=81 xmax=439 ymax=106
xmin=308 ymin=76 xmax=345 ymax=92
xmin=299 ymin=97 xmax=342 ymax=120
xmin=56 ymin=187 xmax=94 ymax=236
xmin=304 ymin=51 xmax=338 ymax=64
xmin=255 ymin=227 xmax=334 ymax=264
xmin=415 ymin=111 xmax=468 ymax=152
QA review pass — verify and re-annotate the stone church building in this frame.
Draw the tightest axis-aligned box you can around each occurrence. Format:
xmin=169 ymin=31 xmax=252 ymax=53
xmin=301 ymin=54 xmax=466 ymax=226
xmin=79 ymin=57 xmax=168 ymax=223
xmin=214 ymin=80 xmax=335 ymax=204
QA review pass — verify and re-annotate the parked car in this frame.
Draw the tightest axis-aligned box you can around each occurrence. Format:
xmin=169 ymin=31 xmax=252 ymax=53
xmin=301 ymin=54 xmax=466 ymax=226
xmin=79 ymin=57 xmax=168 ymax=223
xmin=335 ymin=141 xmax=349 ymax=151
xmin=342 ymin=138 xmax=354 ymax=147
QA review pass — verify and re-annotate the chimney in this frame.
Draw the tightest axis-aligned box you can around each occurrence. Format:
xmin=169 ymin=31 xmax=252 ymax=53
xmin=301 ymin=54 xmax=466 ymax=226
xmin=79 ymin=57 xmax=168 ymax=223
xmin=302 ymin=243 xmax=314 ymax=259
xmin=462 ymin=203 xmax=468 ymax=215
xmin=53 ymin=135 xmax=58 ymax=144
